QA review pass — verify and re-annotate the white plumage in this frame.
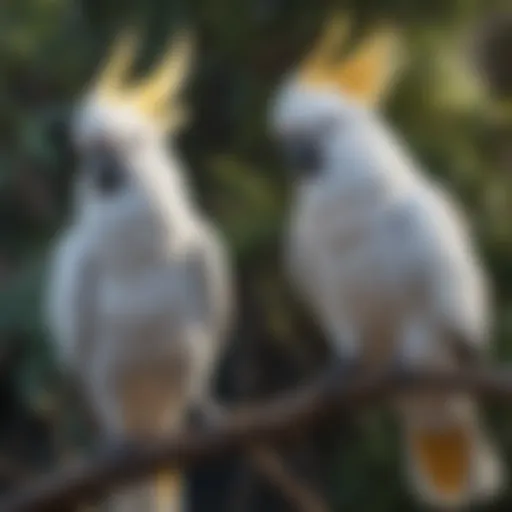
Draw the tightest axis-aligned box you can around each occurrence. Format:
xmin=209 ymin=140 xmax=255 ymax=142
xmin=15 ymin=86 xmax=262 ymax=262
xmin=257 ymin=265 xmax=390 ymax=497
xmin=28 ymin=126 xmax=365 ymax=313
xmin=45 ymin=31 xmax=233 ymax=511
xmin=271 ymin=17 xmax=504 ymax=508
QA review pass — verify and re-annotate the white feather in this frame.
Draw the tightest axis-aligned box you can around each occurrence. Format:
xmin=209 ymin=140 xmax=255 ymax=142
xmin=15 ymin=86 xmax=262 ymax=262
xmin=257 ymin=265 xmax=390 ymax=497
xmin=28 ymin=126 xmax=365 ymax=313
xmin=273 ymin=77 xmax=501 ymax=507
xmin=46 ymin=93 xmax=233 ymax=510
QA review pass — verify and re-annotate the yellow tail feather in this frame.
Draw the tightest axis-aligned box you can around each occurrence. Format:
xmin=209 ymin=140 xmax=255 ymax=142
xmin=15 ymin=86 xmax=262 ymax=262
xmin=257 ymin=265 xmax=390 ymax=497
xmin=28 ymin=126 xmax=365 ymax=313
xmin=107 ymin=469 xmax=183 ymax=512
xmin=410 ymin=426 xmax=471 ymax=499
xmin=156 ymin=469 xmax=184 ymax=511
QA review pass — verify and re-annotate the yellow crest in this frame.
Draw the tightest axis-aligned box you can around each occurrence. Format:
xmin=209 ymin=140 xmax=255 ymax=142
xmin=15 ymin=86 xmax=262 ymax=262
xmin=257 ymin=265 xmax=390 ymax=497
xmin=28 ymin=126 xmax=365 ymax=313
xmin=298 ymin=14 xmax=403 ymax=106
xmin=91 ymin=27 xmax=194 ymax=130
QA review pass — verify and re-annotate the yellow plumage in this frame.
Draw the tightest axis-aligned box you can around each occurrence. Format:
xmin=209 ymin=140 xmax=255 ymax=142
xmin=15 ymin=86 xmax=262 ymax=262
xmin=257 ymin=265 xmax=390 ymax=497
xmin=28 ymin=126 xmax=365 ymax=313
xmin=410 ymin=425 xmax=472 ymax=499
xmin=297 ymin=12 xmax=403 ymax=106
xmin=90 ymin=26 xmax=194 ymax=131
xmin=156 ymin=469 xmax=184 ymax=511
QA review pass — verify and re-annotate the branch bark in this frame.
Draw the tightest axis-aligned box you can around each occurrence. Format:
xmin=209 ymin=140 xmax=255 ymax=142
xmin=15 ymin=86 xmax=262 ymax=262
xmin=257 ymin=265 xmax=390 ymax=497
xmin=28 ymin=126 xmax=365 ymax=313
xmin=1 ymin=366 xmax=511 ymax=512
xmin=247 ymin=445 xmax=330 ymax=512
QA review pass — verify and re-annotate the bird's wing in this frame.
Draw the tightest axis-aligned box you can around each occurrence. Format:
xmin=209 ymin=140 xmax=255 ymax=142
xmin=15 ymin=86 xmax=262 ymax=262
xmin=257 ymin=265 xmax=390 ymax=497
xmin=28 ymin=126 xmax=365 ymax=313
xmin=186 ymin=223 xmax=234 ymax=348
xmin=45 ymin=228 xmax=99 ymax=378
xmin=417 ymin=188 xmax=491 ymax=361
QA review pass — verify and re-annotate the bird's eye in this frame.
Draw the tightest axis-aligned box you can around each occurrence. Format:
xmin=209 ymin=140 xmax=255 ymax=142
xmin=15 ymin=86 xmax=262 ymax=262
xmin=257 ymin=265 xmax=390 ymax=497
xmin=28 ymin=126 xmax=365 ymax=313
xmin=79 ymin=144 xmax=126 ymax=195
xmin=280 ymin=134 xmax=323 ymax=177
xmin=93 ymin=150 xmax=126 ymax=195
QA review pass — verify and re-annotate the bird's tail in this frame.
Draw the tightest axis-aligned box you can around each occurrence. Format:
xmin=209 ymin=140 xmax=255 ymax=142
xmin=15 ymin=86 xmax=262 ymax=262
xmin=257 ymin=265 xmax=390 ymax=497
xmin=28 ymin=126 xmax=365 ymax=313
xmin=106 ymin=469 xmax=184 ymax=512
xmin=401 ymin=397 xmax=504 ymax=509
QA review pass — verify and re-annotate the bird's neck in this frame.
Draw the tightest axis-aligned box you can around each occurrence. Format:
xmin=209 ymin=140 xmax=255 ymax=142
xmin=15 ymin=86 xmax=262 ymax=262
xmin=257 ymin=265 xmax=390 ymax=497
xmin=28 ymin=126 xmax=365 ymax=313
xmin=326 ymin=115 xmax=422 ymax=200
xmin=294 ymin=117 xmax=424 ymax=229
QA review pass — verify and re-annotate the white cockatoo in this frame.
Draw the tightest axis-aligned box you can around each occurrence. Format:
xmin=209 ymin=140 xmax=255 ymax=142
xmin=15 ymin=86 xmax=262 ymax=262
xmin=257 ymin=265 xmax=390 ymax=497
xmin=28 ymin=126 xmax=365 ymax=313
xmin=45 ymin=29 xmax=233 ymax=512
xmin=269 ymin=15 xmax=504 ymax=509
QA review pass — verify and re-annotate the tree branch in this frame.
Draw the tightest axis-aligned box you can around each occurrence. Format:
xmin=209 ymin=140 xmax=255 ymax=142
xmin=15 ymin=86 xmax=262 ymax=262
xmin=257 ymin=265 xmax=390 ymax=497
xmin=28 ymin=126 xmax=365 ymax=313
xmin=199 ymin=402 xmax=330 ymax=512
xmin=1 ymin=366 xmax=511 ymax=512
xmin=247 ymin=445 xmax=330 ymax=512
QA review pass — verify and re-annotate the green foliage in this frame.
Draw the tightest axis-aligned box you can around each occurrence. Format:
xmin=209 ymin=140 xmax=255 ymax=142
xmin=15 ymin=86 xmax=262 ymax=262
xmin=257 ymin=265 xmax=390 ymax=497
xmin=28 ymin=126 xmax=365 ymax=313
xmin=0 ymin=0 xmax=511 ymax=509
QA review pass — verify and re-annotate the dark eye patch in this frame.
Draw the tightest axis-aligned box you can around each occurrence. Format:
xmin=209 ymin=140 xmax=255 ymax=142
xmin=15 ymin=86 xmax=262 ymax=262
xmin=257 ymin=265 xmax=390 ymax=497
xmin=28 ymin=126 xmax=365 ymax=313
xmin=77 ymin=141 xmax=127 ymax=195
xmin=280 ymin=135 xmax=323 ymax=177
xmin=93 ymin=150 xmax=126 ymax=194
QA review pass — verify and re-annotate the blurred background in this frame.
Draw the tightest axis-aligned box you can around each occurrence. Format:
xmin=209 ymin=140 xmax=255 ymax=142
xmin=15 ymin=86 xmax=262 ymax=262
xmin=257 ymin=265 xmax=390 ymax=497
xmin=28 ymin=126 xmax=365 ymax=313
xmin=0 ymin=0 xmax=511 ymax=510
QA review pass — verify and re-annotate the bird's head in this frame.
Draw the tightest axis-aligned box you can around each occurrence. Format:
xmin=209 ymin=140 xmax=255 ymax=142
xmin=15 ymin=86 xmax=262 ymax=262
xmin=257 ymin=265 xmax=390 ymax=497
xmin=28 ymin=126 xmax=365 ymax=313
xmin=71 ymin=29 xmax=194 ymax=241
xmin=269 ymin=14 xmax=403 ymax=179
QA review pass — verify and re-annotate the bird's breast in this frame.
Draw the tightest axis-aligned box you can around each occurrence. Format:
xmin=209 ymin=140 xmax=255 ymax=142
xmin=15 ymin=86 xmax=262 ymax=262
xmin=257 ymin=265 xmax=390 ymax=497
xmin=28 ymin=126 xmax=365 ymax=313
xmin=98 ymin=267 xmax=191 ymax=341
xmin=294 ymin=199 xmax=428 ymax=365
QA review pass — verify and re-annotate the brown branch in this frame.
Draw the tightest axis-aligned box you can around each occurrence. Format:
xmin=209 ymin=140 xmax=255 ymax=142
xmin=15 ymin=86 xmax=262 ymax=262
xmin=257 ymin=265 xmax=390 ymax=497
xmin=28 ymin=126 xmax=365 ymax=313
xmin=1 ymin=366 xmax=511 ymax=512
xmin=247 ymin=445 xmax=330 ymax=512
xmin=201 ymin=402 xmax=330 ymax=512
